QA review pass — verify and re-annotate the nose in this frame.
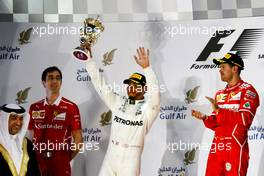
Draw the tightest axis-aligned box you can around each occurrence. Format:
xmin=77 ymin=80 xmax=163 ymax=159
xmin=15 ymin=118 xmax=23 ymax=126
xmin=52 ymin=78 xmax=59 ymax=83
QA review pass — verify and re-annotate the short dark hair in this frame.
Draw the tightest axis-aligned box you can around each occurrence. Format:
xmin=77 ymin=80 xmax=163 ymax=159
xmin=228 ymin=63 xmax=242 ymax=75
xmin=41 ymin=66 xmax=62 ymax=82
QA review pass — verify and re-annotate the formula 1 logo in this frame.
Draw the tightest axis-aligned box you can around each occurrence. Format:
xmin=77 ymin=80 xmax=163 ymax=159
xmin=196 ymin=29 xmax=235 ymax=62
xmin=190 ymin=29 xmax=264 ymax=70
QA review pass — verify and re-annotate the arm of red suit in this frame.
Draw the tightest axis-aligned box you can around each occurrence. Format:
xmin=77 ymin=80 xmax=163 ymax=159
xmin=203 ymin=85 xmax=259 ymax=130
xmin=203 ymin=109 xmax=253 ymax=131
xmin=215 ymin=109 xmax=253 ymax=127
xmin=203 ymin=113 xmax=218 ymax=131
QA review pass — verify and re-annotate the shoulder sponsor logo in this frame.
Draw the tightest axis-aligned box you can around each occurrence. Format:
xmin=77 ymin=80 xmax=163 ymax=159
xmin=243 ymin=102 xmax=251 ymax=109
xmin=245 ymin=90 xmax=256 ymax=99
xmin=32 ymin=110 xmax=45 ymax=119
xmin=239 ymin=83 xmax=251 ymax=89
xmin=54 ymin=112 xmax=66 ymax=121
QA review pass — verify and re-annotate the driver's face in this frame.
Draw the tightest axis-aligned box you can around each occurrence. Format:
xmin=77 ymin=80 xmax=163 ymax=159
xmin=126 ymin=81 xmax=145 ymax=99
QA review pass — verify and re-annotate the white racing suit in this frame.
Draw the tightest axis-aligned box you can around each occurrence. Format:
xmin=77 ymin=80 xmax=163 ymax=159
xmin=86 ymin=60 xmax=160 ymax=176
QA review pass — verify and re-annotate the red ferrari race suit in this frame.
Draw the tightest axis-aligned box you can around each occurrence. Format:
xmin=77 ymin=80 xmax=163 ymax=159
xmin=203 ymin=80 xmax=259 ymax=176
xmin=28 ymin=96 xmax=82 ymax=176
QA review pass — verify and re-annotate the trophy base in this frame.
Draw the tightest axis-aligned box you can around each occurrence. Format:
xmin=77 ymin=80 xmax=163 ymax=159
xmin=73 ymin=47 xmax=89 ymax=61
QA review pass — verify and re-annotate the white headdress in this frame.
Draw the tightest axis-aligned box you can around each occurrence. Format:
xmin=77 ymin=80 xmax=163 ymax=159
xmin=0 ymin=104 xmax=29 ymax=173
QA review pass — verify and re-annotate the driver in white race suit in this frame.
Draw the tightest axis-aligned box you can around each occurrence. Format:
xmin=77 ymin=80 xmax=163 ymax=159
xmin=85 ymin=47 xmax=160 ymax=176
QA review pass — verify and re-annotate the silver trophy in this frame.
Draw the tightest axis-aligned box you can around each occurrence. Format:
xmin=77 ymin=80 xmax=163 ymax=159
xmin=73 ymin=17 xmax=104 ymax=61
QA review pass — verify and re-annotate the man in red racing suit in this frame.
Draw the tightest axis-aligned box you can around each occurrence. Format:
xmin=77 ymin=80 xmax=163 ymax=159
xmin=192 ymin=52 xmax=259 ymax=176
xmin=28 ymin=66 xmax=83 ymax=176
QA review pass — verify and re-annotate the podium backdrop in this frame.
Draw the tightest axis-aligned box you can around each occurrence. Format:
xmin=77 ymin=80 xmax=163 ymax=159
xmin=0 ymin=16 xmax=264 ymax=176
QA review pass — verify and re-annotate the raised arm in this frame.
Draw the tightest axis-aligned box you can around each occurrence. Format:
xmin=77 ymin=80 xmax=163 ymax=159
xmin=85 ymin=48 xmax=119 ymax=110
xmin=134 ymin=47 xmax=160 ymax=129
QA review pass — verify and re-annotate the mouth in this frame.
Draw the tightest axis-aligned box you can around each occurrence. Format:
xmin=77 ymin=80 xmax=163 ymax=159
xmin=50 ymin=85 xmax=58 ymax=89
xmin=11 ymin=127 xmax=20 ymax=133
xmin=14 ymin=126 xmax=20 ymax=130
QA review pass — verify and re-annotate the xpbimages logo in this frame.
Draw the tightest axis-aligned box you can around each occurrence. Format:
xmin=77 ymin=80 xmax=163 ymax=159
xmin=190 ymin=28 xmax=264 ymax=70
